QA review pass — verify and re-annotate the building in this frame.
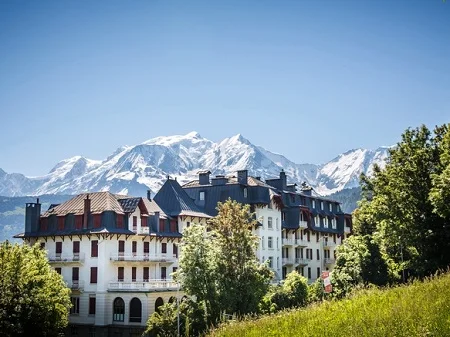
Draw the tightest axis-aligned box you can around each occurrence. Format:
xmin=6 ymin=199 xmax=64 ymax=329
xmin=16 ymin=170 xmax=351 ymax=335
xmin=15 ymin=190 xmax=210 ymax=337
xmin=182 ymin=170 xmax=352 ymax=283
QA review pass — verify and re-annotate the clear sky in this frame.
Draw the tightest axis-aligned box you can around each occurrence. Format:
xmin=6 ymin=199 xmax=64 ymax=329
xmin=0 ymin=0 xmax=449 ymax=176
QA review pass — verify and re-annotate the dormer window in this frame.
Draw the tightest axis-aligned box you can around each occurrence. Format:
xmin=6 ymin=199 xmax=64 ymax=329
xmin=312 ymin=200 xmax=316 ymax=208
xmin=329 ymin=203 xmax=332 ymax=212
xmin=199 ymin=191 xmax=205 ymax=201
xmin=243 ymin=188 xmax=248 ymax=198
xmin=320 ymin=201 xmax=324 ymax=210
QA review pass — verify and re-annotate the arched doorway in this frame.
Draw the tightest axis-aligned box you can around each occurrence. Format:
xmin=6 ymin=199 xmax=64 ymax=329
xmin=113 ymin=297 xmax=125 ymax=322
xmin=155 ymin=297 xmax=164 ymax=313
xmin=129 ymin=298 xmax=142 ymax=323
xmin=168 ymin=296 xmax=176 ymax=304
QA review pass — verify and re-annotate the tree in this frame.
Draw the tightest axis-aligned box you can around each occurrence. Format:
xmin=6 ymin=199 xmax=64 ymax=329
xmin=260 ymin=271 xmax=308 ymax=313
xmin=353 ymin=124 xmax=450 ymax=280
xmin=0 ymin=241 xmax=71 ymax=336
xmin=331 ymin=235 xmax=389 ymax=298
xmin=171 ymin=199 xmax=273 ymax=331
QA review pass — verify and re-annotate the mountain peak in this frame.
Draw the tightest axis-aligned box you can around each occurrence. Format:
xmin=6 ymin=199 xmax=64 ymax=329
xmin=186 ymin=131 xmax=201 ymax=138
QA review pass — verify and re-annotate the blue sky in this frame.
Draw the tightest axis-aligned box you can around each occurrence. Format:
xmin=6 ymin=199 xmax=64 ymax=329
xmin=0 ymin=0 xmax=449 ymax=176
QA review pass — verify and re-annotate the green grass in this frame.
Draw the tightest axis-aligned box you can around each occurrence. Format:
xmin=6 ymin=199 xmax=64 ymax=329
xmin=208 ymin=273 xmax=450 ymax=337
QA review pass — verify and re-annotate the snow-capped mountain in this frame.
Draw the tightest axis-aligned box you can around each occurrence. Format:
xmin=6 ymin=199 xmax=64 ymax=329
xmin=0 ymin=132 xmax=390 ymax=197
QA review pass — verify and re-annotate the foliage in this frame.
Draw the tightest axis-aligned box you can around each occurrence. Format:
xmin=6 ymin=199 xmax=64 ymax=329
xmin=151 ymin=199 xmax=273 ymax=335
xmin=208 ymin=271 xmax=450 ymax=337
xmin=0 ymin=241 xmax=71 ymax=337
xmin=260 ymin=271 xmax=308 ymax=314
xmin=331 ymin=235 xmax=389 ymax=298
xmin=353 ymin=124 xmax=450 ymax=279
xmin=307 ymin=278 xmax=324 ymax=303
xmin=146 ymin=298 xmax=207 ymax=337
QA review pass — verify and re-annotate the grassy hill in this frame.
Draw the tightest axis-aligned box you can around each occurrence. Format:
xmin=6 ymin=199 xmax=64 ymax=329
xmin=209 ymin=272 xmax=450 ymax=337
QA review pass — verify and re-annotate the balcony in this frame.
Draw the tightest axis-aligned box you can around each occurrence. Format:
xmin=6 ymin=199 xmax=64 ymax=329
xmin=299 ymin=221 xmax=308 ymax=229
xmin=295 ymin=239 xmax=308 ymax=247
xmin=295 ymin=258 xmax=310 ymax=266
xmin=131 ymin=226 xmax=150 ymax=234
xmin=108 ymin=279 xmax=178 ymax=292
xmin=324 ymin=258 xmax=336 ymax=265
xmin=48 ymin=253 xmax=85 ymax=264
xmin=282 ymin=258 xmax=294 ymax=265
xmin=282 ymin=238 xmax=295 ymax=246
xmin=323 ymin=240 xmax=336 ymax=248
xmin=110 ymin=253 xmax=177 ymax=263
xmin=68 ymin=280 xmax=84 ymax=291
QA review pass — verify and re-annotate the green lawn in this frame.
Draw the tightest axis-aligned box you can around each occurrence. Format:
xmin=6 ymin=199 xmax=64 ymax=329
xmin=209 ymin=273 xmax=450 ymax=337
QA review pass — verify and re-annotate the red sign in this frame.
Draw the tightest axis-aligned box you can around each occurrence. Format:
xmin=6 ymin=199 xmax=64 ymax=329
xmin=321 ymin=271 xmax=330 ymax=279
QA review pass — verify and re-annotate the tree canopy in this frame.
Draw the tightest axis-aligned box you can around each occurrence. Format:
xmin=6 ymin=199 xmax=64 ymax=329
xmin=0 ymin=241 xmax=71 ymax=336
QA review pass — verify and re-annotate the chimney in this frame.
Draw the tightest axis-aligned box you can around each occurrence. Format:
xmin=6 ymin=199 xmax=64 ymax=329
xmin=237 ymin=170 xmax=248 ymax=185
xmin=198 ymin=170 xmax=211 ymax=185
xmin=83 ymin=194 xmax=91 ymax=229
xmin=25 ymin=198 xmax=41 ymax=234
xmin=147 ymin=190 xmax=152 ymax=201
xmin=300 ymin=181 xmax=312 ymax=196
xmin=280 ymin=170 xmax=287 ymax=190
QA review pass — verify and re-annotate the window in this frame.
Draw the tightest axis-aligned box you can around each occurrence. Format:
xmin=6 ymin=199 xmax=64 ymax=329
xmin=132 ymin=241 xmax=137 ymax=255
xmin=55 ymin=267 xmax=61 ymax=275
xmin=91 ymin=240 xmax=98 ymax=257
xmin=161 ymin=242 xmax=167 ymax=254
xmin=307 ymin=267 xmax=311 ymax=279
xmin=89 ymin=296 xmax=96 ymax=315
xmin=173 ymin=267 xmax=178 ymax=274
xmin=317 ymin=267 xmax=321 ymax=278
xmin=143 ymin=267 xmax=149 ymax=282
xmin=276 ymin=218 xmax=279 ymax=229
xmin=312 ymin=200 xmax=316 ymax=208
xmin=144 ymin=242 xmax=149 ymax=255
xmin=173 ymin=243 xmax=178 ymax=258
xmin=132 ymin=267 xmax=137 ymax=282
xmin=141 ymin=216 xmax=148 ymax=227
xmin=316 ymin=249 xmax=320 ymax=260
xmin=332 ymin=218 xmax=337 ymax=229
xmin=133 ymin=216 xmax=137 ymax=228
xmin=70 ymin=297 xmax=80 ymax=315
xmin=170 ymin=220 xmax=177 ymax=232
xmin=161 ymin=266 xmax=167 ymax=279
xmin=307 ymin=231 xmax=310 ymax=242
xmin=277 ymin=257 xmax=280 ymax=268
xmin=329 ymin=203 xmax=332 ymax=212
xmin=56 ymin=242 xmax=62 ymax=255
xmin=118 ymin=267 xmax=124 ymax=282
xmin=320 ymin=201 xmax=323 ymax=210
xmin=315 ymin=216 xmax=320 ymax=227
xmin=268 ymin=237 xmax=273 ymax=249
xmin=90 ymin=267 xmax=98 ymax=284
xmin=94 ymin=214 xmax=101 ymax=228
xmin=75 ymin=215 xmax=82 ymax=229
xmin=276 ymin=237 xmax=279 ymax=249
xmin=155 ymin=297 xmax=164 ymax=313
xmin=129 ymin=298 xmax=142 ymax=323
xmin=113 ymin=297 xmax=125 ymax=322
xmin=324 ymin=217 xmax=328 ymax=228
xmin=58 ymin=216 xmax=64 ymax=230
xmin=40 ymin=242 xmax=45 ymax=249
xmin=72 ymin=267 xmax=79 ymax=283
xmin=243 ymin=188 xmax=248 ymax=198
xmin=199 ymin=191 xmax=205 ymax=201
xmin=73 ymin=241 xmax=80 ymax=258
xmin=118 ymin=241 xmax=125 ymax=256
xmin=268 ymin=256 xmax=273 ymax=268
xmin=262 ymin=236 xmax=265 ymax=249
xmin=117 ymin=214 xmax=124 ymax=228
xmin=268 ymin=217 xmax=273 ymax=229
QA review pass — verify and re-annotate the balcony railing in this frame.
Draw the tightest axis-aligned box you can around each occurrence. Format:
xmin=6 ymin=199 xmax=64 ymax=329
xmin=68 ymin=280 xmax=84 ymax=290
xmin=110 ymin=253 xmax=176 ymax=263
xmin=108 ymin=279 xmax=178 ymax=291
xmin=48 ymin=253 xmax=85 ymax=264
xmin=299 ymin=220 xmax=308 ymax=229
xmin=324 ymin=258 xmax=336 ymax=265
xmin=282 ymin=258 xmax=294 ymax=265
xmin=295 ymin=239 xmax=308 ymax=246
xmin=323 ymin=240 xmax=336 ymax=247
xmin=131 ymin=226 xmax=150 ymax=234
xmin=282 ymin=238 xmax=295 ymax=246
xmin=295 ymin=258 xmax=310 ymax=265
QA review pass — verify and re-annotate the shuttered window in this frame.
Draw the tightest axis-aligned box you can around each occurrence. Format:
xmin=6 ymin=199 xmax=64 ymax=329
xmin=90 ymin=267 xmax=97 ymax=284
xmin=117 ymin=214 xmax=123 ymax=228
xmin=91 ymin=240 xmax=98 ymax=257
xmin=73 ymin=241 xmax=80 ymax=254
xmin=144 ymin=242 xmax=149 ymax=254
xmin=133 ymin=216 xmax=137 ymax=227
xmin=75 ymin=215 xmax=83 ymax=229
xmin=55 ymin=267 xmax=61 ymax=275
xmin=93 ymin=214 xmax=101 ymax=228
xmin=118 ymin=267 xmax=124 ymax=282
xmin=118 ymin=241 xmax=125 ymax=253
xmin=40 ymin=218 xmax=48 ymax=231
xmin=132 ymin=267 xmax=136 ymax=282
xmin=141 ymin=216 xmax=148 ymax=227
xmin=57 ymin=216 xmax=64 ymax=230
xmin=143 ymin=267 xmax=149 ymax=281
xmin=170 ymin=220 xmax=177 ymax=233
xmin=161 ymin=243 xmax=167 ymax=254
xmin=72 ymin=267 xmax=79 ymax=281
xmin=173 ymin=243 xmax=178 ymax=258
xmin=89 ymin=297 xmax=96 ymax=315
xmin=56 ymin=242 xmax=62 ymax=254
xmin=132 ymin=241 xmax=137 ymax=255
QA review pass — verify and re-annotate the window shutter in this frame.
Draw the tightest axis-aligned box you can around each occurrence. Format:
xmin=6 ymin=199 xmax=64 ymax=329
xmin=58 ymin=216 xmax=64 ymax=230
xmin=118 ymin=241 xmax=125 ymax=253
xmin=75 ymin=215 xmax=83 ymax=229
xmin=90 ymin=267 xmax=97 ymax=284
xmin=56 ymin=242 xmax=62 ymax=254
xmin=132 ymin=241 xmax=137 ymax=254
xmin=89 ymin=297 xmax=96 ymax=315
xmin=144 ymin=242 xmax=149 ymax=254
xmin=141 ymin=216 xmax=147 ymax=227
xmin=143 ymin=267 xmax=149 ymax=281
xmin=91 ymin=240 xmax=98 ymax=257
xmin=117 ymin=214 xmax=123 ymax=228
xmin=118 ymin=267 xmax=124 ymax=281
xmin=73 ymin=241 xmax=80 ymax=254
xmin=94 ymin=214 xmax=101 ymax=228
xmin=132 ymin=267 xmax=136 ymax=281
xmin=161 ymin=243 xmax=167 ymax=254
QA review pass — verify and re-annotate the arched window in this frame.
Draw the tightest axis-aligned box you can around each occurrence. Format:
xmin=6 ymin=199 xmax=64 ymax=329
xmin=155 ymin=297 xmax=164 ymax=313
xmin=113 ymin=297 xmax=125 ymax=322
xmin=168 ymin=296 xmax=176 ymax=304
xmin=129 ymin=298 xmax=142 ymax=323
